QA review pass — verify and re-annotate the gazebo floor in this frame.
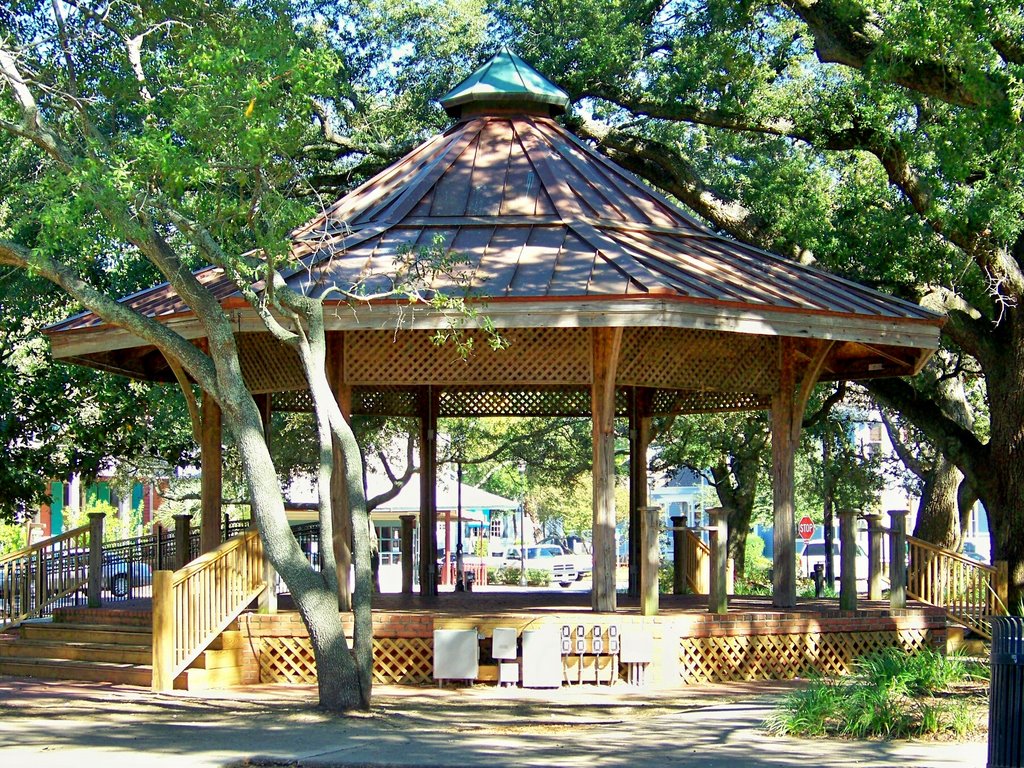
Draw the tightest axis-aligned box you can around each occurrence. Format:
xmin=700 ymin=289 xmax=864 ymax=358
xmin=245 ymin=588 xmax=948 ymax=688
xmin=38 ymin=589 xmax=946 ymax=690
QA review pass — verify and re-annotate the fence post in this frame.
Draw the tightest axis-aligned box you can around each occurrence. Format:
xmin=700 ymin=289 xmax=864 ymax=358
xmin=888 ymin=510 xmax=908 ymax=610
xmin=173 ymin=514 xmax=192 ymax=571
xmin=862 ymin=512 xmax=883 ymax=601
xmin=87 ymin=512 xmax=105 ymax=608
xmin=838 ymin=508 xmax=858 ymax=611
xmin=153 ymin=523 xmax=165 ymax=571
xmin=640 ymin=506 xmax=660 ymax=616
xmin=151 ymin=570 xmax=175 ymax=691
xmin=670 ymin=515 xmax=685 ymax=595
xmin=708 ymin=507 xmax=729 ymax=615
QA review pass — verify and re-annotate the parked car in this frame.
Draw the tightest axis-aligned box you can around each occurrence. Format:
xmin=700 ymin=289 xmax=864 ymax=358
xmin=538 ymin=537 xmax=592 ymax=581
xmin=798 ymin=540 xmax=868 ymax=580
xmin=503 ymin=545 xmax=577 ymax=587
xmin=102 ymin=557 xmax=152 ymax=598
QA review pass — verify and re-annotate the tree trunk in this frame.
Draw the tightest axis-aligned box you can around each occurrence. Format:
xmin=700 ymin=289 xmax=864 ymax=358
xmin=980 ymin=367 xmax=1024 ymax=612
xmin=711 ymin=459 xmax=757 ymax=582
xmin=218 ymin=386 xmax=364 ymax=711
xmin=912 ymin=457 xmax=964 ymax=551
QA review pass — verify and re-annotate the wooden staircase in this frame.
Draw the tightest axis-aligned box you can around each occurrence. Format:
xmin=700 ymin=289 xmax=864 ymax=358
xmin=0 ymin=606 xmax=252 ymax=690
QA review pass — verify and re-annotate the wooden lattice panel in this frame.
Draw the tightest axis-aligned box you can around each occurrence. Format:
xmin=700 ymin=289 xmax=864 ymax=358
xmin=344 ymin=328 xmax=591 ymax=386
xmin=651 ymin=389 xmax=770 ymax=415
xmin=372 ymin=637 xmax=433 ymax=684
xmin=258 ymin=637 xmax=318 ymax=684
xmin=439 ymin=386 xmax=594 ymax=417
xmin=257 ymin=636 xmax=433 ymax=685
xmin=678 ymin=629 xmax=929 ymax=684
xmin=618 ymin=327 xmax=778 ymax=395
xmin=237 ymin=333 xmax=308 ymax=394
xmin=273 ymin=389 xmax=314 ymax=413
xmin=354 ymin=387 xmax=422 ymax=417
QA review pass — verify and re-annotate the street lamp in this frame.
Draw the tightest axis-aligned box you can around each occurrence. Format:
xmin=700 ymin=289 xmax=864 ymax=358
xmin=518 ymin=460 xmax=527 ymax=587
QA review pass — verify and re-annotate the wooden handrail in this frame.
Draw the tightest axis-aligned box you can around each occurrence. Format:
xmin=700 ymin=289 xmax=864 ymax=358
xmin=0 ymin=524 xmax=91 ymax=631
xmin=682 ymin=528 xmax=710 ymax=594
xmin=906 ymin=534 xmax=1006 ymax=639
xmin=152 ymin=528 xmax=266 ymax=690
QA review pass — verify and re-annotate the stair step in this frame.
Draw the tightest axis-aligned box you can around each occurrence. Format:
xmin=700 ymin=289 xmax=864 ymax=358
xmin=190 ymin=647 xmax=248 ymax=670
xmin=175 ymin=664 xmax=246 ymax=691
xmin=20 ymin=623 xmax=152 ymax=647
xmin=208 ymin=630 xmax=247 ymax=651
xmin=0 ymin=656 xmax=151 ymax=687
xmin=52 ymin=607 xmax=152 ymax=627
xmin=0 ymin=638 xmax=150 ymax=665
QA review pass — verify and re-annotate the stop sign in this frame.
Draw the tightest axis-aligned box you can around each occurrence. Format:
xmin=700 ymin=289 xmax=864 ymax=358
xmin=798 ymin=516 xmax=815 ymax=541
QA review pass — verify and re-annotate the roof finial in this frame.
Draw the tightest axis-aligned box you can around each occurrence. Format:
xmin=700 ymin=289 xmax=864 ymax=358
xmin=439 ymin=48 xmax=570 ymax=118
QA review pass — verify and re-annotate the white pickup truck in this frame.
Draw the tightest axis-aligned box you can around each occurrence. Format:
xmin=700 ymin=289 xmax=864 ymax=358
xmin=504 ymin=545 xmax=577 ymax=587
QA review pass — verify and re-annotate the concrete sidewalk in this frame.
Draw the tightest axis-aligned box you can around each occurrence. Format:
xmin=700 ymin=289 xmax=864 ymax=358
xmin=0 ymin=677 xmax=986 ymax=767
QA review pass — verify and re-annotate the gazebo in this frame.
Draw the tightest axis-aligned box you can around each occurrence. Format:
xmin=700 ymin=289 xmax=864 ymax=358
xmin=46 ymin=49 xmax=943 ymax=614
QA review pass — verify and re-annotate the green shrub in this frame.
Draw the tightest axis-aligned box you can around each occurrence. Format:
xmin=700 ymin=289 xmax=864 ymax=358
xmin=765 ymin=647 xmax=983 ymax=740
xmin=486 ymin=566 xmax=551 ymax=586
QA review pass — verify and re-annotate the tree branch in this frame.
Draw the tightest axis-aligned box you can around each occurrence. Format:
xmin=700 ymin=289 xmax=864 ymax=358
xmin=781 ymin=0 xmax=1005 ymax=107
xmin=865 ymin=376 xmax=987 ymax=493
xmin=0 ymin=238 xmax=216 ymax=391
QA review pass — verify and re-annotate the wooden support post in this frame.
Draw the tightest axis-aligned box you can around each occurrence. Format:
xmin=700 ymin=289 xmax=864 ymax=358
xmin=889 ymin=510 xmax=908 ymax=610
xmin=772 ymin=339 xmax=834 ymax=609
xmin=640 ymin=506 xmax=660 ymax=616
xmin=419 ymin=387 xmax=438 ymax=597
xmin=627 ymin=388 xmax=651 ymax=597
xmin=400 ymin=514 xmax=415 ymax=594
xmin=151 ymin=570 xmax=174 ymax=691
xmin=708 ymin=507 xmax=729 ymax=615
xmin=173 ymin=513 xmax=191 ymax=571
xmin=838 ymin=508 xmax=858 ymax=611
xmin=87 ymin=512 xmax=104 ymax=608
xmin=771 ymin=341 xmax=798 ymax=609
xmin=591 ymin=327 xmax=623 ymax=613
xmin=442 ymin=511 xmax=452 ymax=586
xmin=671 ymin=515 xmax=686 ymax=595
xmin=327 ymin=332 xmax=353 ymax=612
xmin=200 ymin=394 xmax=222 ymax=555
xmin=863 ymin=512 xmax=883 ymax=601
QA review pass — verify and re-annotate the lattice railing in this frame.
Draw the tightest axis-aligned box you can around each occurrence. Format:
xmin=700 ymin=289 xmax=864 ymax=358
xmin=152 ymin=529 xmax=266 ymax=690
xmin=682 ymin=528 xmax=709 ymax=594
xmin=906 ymin=536 xmax=1007 ymax=639
xmin=257 ymin=636 xmax=433 ymax=685
xmin=679 ymin=629 xmax=930 ymax=684
xmin=0 ymin=524 xmax=91 ymax=631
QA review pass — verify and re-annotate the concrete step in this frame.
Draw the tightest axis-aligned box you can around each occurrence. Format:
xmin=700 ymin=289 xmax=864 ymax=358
xmin=0 ymin=656 xmax=151 ymax=687
xmin=19 ymin=623 xmax=153 ymax=647
xmin=0 ymin=637 xmax=150 ymax=665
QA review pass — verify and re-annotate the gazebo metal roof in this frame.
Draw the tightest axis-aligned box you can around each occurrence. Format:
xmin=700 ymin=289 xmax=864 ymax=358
xmin=46 ymin=50 xmax=943 ymax=418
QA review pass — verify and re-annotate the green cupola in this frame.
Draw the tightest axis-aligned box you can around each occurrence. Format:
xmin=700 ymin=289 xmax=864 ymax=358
xmin=439 ymin=47 xmax=570 ymax=118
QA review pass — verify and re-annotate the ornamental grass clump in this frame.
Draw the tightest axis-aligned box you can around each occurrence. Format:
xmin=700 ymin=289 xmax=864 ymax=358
xmin=765 ymin=647 xmax=986 ymax=740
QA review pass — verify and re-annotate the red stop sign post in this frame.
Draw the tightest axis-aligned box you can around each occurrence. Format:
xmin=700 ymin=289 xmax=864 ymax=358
xmin=798 ymin=516 xmax=815 ymax=541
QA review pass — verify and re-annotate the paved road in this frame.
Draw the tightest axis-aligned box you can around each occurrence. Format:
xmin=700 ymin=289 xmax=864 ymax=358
xmin=0 ymin=677 xmax=987 ymax=767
